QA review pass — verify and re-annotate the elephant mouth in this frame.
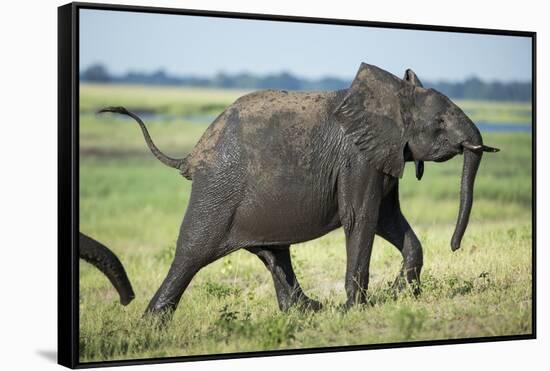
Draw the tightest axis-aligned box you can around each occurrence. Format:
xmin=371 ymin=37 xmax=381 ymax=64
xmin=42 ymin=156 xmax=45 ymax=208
xmin=434 ymin=153 xmax=455 ymax=162
xmin=433 ymin=144 xmax=463 ymax=162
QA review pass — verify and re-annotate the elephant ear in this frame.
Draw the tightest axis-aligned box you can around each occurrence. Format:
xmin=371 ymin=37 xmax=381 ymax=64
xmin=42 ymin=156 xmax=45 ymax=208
xmin=333 ymin=63 xmax=408 ymax=178
xmin=403 ymin=68 xmax=424 ymax=88
xmin=403 ymin=68 xmax=425 ymax=180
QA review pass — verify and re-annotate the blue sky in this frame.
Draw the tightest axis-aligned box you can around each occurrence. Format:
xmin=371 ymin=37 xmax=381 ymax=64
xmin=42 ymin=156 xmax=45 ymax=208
xmin=80 ymin=9 xmax=532 ymax=82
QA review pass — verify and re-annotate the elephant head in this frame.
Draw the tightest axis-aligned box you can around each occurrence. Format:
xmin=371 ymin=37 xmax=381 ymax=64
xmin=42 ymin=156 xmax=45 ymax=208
xmin=334 ymin=63 xmax=499 ymax=251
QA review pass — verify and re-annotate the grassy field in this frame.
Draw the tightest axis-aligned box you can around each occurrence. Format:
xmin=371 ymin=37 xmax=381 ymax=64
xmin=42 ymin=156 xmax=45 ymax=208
xmin=78 ymin=84 xmax=533 ymax=362
xmin=455 ymin=100 xmax=531 ymax=124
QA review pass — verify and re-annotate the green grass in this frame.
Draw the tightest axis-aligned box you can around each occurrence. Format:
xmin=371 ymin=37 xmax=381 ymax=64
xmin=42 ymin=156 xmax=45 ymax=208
xmin=80 ymin=83 xmax=532 ymax=124
xmin=455 ymin=100 xmax=532 ymax=124
xmin=78 ymin=84 xmax=532 ymax=362
xmin=80 ymin=83 xmax=249 ymax=116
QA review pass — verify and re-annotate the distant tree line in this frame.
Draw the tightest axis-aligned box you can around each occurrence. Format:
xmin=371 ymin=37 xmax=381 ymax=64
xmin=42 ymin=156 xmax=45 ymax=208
xmin=81 ymin=64 xmax=532 ymax=102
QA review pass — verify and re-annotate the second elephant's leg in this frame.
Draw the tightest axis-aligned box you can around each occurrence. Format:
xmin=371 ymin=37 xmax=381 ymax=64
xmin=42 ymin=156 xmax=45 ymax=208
xmin=247 ymin=246 xmax=322 ymax=311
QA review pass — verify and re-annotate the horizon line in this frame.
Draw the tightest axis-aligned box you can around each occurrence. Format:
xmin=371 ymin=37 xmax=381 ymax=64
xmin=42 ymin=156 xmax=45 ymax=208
xmin=80 ymin=63 xmax=533 ymax=85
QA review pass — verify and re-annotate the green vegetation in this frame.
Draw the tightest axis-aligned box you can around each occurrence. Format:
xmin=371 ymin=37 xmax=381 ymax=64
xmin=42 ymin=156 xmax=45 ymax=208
xmin=79 ymin=83 xmax=532 ymax=124
xmin=80 ymin=83 xmax=250 ymax=116
xmin=456 ymin=100 xmax=532 ymax=124
xmin=79 ymin=84 xmax=532 ymax=362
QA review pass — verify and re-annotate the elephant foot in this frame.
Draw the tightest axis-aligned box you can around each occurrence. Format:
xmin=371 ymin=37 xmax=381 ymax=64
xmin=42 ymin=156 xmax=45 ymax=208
xmin=392 ymin=275 xmax=421 ymax=297
xmin=411 ymin=283 xmax=422 ymax=297
xmin=338 ymin=299 xmax=368 ymax=313
xmin=295 ymin=296 xmax=323 ymax=312
xmin=140 ymin=309 xmax=173 ymax=330
xmin=280 ymin=294 xmax=323 ymax=312
xmin=142 ymin=296 xmax=179 ymax=328
xmin=392 ymin=275 xmax=407 ymax=292
xmin=341 ymin=291 xmax=370 ymax=312
xmin=341 ymin=300 xmax=354 ymax=312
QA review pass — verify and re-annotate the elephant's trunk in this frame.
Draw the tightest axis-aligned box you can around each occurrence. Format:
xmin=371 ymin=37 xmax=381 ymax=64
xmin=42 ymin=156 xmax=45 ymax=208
xmin=79 ymin=233 xmax=135 ymax=305
xmin=450 ymin=141 xmax=482 ymax=251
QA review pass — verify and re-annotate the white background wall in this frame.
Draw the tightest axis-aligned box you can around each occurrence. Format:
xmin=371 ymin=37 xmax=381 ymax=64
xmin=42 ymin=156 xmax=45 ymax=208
xmin=0 ymin=0 xmax=546 ymax=370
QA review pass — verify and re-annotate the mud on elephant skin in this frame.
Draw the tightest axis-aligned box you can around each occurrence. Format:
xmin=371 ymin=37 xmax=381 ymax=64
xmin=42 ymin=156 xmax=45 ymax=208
xmin=99 ymin=62 xmax=499 ymax=318
xmin=79 ymin=233 xmax=135 ymax=306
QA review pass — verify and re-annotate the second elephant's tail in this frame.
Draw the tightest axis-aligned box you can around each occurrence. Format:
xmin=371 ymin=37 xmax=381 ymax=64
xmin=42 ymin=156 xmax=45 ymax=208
xmin=79 ymin=233 xmax=135 ymax=306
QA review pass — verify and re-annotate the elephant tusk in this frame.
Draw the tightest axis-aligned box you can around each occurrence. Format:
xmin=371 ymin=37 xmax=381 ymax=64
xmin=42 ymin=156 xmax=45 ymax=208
xmin=461 ymin=141 xmax=482 ymax=151
xmin=482 ymin=145 xmax=500 ymax=153
xmin=462 ymin=141 xmax=500 ymax=153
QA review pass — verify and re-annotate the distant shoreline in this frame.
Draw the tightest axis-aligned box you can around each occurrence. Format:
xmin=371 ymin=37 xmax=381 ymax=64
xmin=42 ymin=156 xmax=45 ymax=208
xmin=80 ymin=64 xmax=532 ymax=103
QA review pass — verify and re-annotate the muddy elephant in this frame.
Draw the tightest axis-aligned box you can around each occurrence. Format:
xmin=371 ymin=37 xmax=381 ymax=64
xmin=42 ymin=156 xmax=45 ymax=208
xmin=79 ymin=232 xmax=135 ymax=306
xmin=100 ymin=62 xmax=498 ymax=318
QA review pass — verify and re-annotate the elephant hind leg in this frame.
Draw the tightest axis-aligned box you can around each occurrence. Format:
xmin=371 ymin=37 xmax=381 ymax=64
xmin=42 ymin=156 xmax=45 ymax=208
xmin=145 ymin=236 xmax=235 ymax=318
xmin=144 ymin=184 xmax=241 ymax=318
xmin=247 ymin=246 xmax=322 ymax=312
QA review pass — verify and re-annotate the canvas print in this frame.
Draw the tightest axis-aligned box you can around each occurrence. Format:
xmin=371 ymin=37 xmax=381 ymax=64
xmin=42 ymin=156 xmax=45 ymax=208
xmin=76 ymin=6 xmax=533 ymax=364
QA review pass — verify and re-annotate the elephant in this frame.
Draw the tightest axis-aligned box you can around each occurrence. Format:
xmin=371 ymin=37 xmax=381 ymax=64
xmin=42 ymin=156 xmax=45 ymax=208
xmin=79 ymin=232 xmax=135 ymax=306
xmin=99 ymin=62 xmax=499 ymax=319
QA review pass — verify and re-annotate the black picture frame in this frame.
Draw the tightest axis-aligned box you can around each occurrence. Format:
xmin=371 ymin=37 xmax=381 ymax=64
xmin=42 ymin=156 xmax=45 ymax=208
xmin=58 ymin=2 xmax=537 ymax=368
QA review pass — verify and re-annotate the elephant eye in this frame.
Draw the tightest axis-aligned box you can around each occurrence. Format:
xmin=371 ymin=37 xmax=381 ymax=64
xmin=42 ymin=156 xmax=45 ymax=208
xmin=434 ymin=119 xmax=445 ymax=134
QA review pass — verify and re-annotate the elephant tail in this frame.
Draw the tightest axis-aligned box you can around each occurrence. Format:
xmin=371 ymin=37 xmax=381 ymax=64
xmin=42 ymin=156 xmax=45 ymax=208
xmin=79 ymin=233 xmax=135 ymax=306
xmin=98 ymin=106 xmax=191 ymax=179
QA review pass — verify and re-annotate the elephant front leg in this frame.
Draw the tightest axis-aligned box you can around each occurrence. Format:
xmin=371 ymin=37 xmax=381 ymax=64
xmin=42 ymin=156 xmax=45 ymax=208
xmin=339 ymin=172 xmax=383 ymax=308
xmin=343 ymin=221 xmax=377 ymax=308
xmin=384 ymin=226 xmax=423 ymax=295
xmin=338 ymin=165 xmax=384 ymax=309
xmin=377 ymin=185 xmax=423 ymax=295
xmin=395 ymin=226 xmax=423 ymax=295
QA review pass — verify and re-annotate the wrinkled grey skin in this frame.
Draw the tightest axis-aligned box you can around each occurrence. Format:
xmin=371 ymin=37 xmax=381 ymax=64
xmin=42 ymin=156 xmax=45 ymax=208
xmin=79 ymin=232 xmax=135 ymax=306
xmin=101 ymin=63 xmax=499 ymax=318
